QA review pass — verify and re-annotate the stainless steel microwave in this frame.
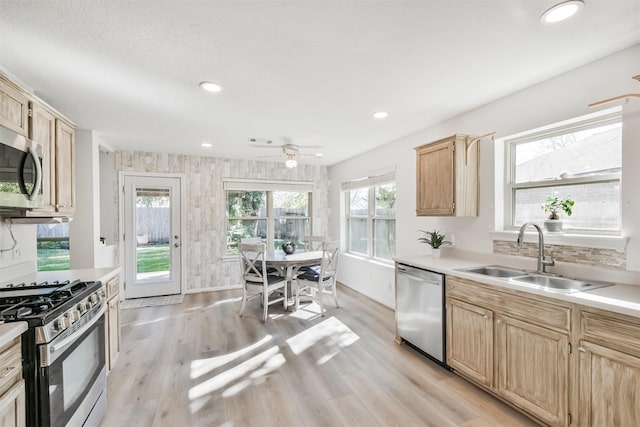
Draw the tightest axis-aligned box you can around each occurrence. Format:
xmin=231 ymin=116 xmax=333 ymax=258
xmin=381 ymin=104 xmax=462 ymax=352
xmin=0 ymin=125 xmax=44 ymax=209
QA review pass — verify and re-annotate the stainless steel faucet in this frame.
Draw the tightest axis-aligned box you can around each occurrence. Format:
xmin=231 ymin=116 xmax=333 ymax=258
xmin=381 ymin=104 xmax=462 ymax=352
xmin=516 ymin=222 xmax=555 ymax=274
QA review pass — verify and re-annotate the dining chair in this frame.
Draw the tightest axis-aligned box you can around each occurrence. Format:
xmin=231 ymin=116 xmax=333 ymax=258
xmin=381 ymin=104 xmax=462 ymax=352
xmin=302 ymin=235 xmax=325 ymax=251
xmin=294 ymin=240 xmax=340 ymax=315
xmin=238 ymin=243 xmax=288 ymax=322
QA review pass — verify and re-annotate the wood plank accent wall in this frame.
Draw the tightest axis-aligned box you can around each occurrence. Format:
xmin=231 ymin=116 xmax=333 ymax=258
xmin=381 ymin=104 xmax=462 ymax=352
xmin=112 ymin=151 xmax=329 ymax=292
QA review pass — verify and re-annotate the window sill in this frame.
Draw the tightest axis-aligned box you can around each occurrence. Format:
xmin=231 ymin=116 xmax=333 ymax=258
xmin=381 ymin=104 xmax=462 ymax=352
xmin=489 ymin=230 xmax=628 ymax=251
xmin=343 ymin=252 xmax=395 ymax=267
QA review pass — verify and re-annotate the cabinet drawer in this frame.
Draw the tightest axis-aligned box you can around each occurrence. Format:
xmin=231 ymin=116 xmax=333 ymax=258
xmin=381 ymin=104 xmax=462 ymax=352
xmin=0 ymin=342 xmax=22 ymax=398
xmin=580 ymin=310 xmax=640 ymax=356
xmin=105 ymin=275 xmax=119 ymax=299
xmin=447 ymin=277 xmax=570 ymax=333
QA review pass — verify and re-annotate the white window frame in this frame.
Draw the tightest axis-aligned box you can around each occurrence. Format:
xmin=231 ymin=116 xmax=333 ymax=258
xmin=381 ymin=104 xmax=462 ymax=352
xmin=342 ymin=172 xmax=396 ymax=261
xmin=503 ymin=108 xmax=622 ymax=235
xmin=224 ymin=179 xmax=313 ymax=253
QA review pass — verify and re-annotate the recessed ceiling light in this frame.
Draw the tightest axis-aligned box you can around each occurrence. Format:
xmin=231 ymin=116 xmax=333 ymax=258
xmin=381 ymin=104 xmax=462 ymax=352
xmin=314 ymin=153 xmax=324 ymax=158
xmin=201 ymin=142 xmax=213 ymax=148
xmin=540 ymin=0 xmax=584 ymax=24
xmin=373 ymin=111 xmax=389 ymax=119
xmin=199 ymin=81 xmax=222 ymax=92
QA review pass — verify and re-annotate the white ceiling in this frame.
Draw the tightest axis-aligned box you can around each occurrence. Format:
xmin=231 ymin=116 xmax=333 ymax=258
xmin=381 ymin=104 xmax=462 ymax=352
xmin=1 ymin=1 xmax=639 ymax=166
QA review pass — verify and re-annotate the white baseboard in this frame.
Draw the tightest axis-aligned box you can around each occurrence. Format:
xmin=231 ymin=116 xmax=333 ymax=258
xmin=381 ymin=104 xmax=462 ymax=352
xmin=185 ymin=284 xmax=242 ymax=294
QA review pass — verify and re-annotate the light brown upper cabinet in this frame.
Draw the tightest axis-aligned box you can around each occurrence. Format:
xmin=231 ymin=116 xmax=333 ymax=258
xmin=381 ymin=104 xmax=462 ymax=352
xmin=0 ymin=76 xmax=29 ymax=136
xmin=54 ymin=120 xmax=75 ymax=215
xmin=28 ymin=102 xmax=75 ymax=216
xmin=415 ymin=134 xmax=479 ymax=216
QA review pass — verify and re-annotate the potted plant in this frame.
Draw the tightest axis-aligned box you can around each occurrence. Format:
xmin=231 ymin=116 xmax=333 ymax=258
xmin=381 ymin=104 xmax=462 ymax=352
xmin=418 ymin=229 xmax=451 ymax=257
xmin=541 ymin=196 xmax=574 ymax=232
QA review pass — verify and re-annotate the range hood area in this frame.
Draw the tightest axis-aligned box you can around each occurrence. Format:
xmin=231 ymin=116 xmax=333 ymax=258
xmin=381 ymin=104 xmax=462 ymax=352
xmin=3 ymin=216 xmax=71 ymax=225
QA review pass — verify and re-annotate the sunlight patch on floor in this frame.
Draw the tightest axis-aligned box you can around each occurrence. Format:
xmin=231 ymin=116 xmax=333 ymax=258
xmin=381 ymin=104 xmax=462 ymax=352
xmin=286 ymin=316 xmax=360 ymax=364
xmin=188 ymin=345 xmax=284 ymax=400
xmin=190 ymin=334 xmax=273 ymax=379
xmin=289 ymin=302 xmax=323 ymax=320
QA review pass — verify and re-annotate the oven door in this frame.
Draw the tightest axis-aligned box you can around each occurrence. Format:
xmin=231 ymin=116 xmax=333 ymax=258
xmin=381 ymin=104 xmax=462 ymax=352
xmin=38 ymin=304 xmax=107 ymax=427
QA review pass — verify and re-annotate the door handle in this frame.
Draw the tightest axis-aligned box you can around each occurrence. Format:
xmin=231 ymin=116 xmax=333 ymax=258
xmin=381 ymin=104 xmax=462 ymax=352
xmin=174 ymin=243 xmax=180 ymax=248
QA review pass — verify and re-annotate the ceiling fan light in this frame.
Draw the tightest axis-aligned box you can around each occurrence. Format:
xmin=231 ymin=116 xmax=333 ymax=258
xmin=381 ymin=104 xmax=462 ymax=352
xmin=199 ymin=81 xmax=222 ymax=92
xmin=540 ymin=0 xmax=584 ymax=24
xmin=285 ymin=158 xmax=297 ymax=168
xmin=373 ymin=111 xmax=389 ymax=119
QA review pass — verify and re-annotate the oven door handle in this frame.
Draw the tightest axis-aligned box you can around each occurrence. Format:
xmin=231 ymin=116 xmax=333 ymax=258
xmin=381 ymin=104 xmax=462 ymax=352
xmin=50 ymin=304 xmax=106 ymax=354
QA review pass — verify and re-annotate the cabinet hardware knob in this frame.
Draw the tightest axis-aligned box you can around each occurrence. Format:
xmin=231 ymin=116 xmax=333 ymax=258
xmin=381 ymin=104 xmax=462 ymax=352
xmin=0 ymin=366 xmax=16 ymax=378
xmin=579 ymin=347 xmax=586 ymax=353
xmin=483 ymin=314 xmax=488 ymax=319
xmin=496 ymin=319 xmax=502 ymax=324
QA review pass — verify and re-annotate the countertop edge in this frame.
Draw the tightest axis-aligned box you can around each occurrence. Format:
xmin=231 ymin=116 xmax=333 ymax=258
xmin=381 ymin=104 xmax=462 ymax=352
xmin=0 ymin=321 xmax=28 ymax=348
xmin=395 ymin=255 xmax=640 ymax=319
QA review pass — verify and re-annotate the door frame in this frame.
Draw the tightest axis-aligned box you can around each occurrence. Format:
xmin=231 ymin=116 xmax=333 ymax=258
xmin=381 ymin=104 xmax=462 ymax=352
xmin=118 ymin=171 xmax=186 ymax=298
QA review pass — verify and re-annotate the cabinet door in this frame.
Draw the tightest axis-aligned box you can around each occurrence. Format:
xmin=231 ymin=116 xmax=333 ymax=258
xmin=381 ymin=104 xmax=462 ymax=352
xmin=416 ymin=139 xmax=454 ymax=216
xmin=0 ymin=380 xmax=26 ymax=427
xmin=578 ymin=341 xmax=640 ymax=427
xmin=446 ymin=299 xmax=493 ymax=387
xmin=54 ymin=120 xmax=75 ymax=214
xmin=29 ymin=103 xmax=56 ymax=212
xmin=108 ymin=298 xmax=120 ymax=370
xmin=0 ymin=78 xmax=29 ymax=136
xmin=496 ymin=315 xmax=569 ymax=427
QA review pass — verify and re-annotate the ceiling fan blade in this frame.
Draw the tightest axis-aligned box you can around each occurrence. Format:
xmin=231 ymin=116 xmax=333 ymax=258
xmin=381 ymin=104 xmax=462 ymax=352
xmin=257 ymin=154 xmax=284 ymax=159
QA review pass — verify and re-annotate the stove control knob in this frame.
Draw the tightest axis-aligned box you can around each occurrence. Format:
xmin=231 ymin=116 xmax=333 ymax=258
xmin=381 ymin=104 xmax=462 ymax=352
xmin=90 ymin=293 xmax=100 ymax=304
xmin=68 ymin=310 xmax=81 ymax=322
xmin=77 ymin=302 xmax=89 ymax=314
xmin=55 ymin=317 xmax=69 ymax=331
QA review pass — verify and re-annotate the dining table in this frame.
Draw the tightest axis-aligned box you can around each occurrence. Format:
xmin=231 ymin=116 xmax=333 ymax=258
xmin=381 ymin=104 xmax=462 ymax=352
xmin=264 ymin=249 xmax=323 ymax=310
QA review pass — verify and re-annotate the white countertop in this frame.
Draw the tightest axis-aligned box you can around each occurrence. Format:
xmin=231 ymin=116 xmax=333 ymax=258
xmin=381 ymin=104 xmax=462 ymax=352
xmin=0 ymin=321 xmax=27 ymax=348
xmin=1 ymin=267 xmax=120 ymax=288
xmin=395 ymin=251 xmax=640 ymax=319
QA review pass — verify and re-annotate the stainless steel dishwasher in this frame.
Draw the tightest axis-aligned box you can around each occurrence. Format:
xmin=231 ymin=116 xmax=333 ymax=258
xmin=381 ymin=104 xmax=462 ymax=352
xmin=396 ymin=263 xmax=446 ymax=366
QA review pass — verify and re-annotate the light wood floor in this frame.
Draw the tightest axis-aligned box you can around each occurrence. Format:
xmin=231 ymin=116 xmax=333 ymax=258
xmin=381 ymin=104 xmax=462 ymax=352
xmin=102 ymin=285 xmax=538 ymax=427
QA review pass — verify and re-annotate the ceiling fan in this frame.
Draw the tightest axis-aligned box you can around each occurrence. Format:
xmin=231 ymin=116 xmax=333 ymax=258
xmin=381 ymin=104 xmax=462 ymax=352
xmin=249 ymin=137 xmax=323 ymax=168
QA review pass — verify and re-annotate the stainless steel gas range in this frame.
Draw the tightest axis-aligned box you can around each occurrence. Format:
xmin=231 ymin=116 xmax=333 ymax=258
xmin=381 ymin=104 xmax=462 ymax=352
xmin=0 ymin=280 xmax=107 ymax=427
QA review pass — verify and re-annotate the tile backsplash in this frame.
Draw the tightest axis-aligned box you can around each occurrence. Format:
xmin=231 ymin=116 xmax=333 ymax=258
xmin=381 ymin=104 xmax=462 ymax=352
xmin=493 ymin=240 xmax=626 ymax=270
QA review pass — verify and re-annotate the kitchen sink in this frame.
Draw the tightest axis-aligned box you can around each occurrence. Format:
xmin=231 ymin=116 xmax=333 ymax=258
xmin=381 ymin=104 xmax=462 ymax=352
xmin=456 ymin=265 xmax=614 ymax=293
xmin=456 ymin=265 xmax=527 ymax=278
xmin=509 ymin=274 xmax=613 ymax=293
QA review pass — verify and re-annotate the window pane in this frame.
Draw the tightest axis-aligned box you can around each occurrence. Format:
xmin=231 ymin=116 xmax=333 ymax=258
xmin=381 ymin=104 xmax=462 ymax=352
xmin=274 ymin=218 xmax=309 ymax=250
xmin=375 ymin=183 xmax=396 ymax=216
xmin=348 ymin=218 xmax=367 ymax=255
xmin=227 ymin=219 xmax=267 ymax=253
xmin=514 ymin=182 xmax=620 ymax=230
xmin=514 ymin=123 xmax=621 ymax=183
xmin=374 ymin=219 xmax=396 ymax=259
xmin=273 ymin=191 xmax=309 ymax=217
xmin=37 ymin=223 xmax=70 ymax=271
xmin=349 ymin=189 xmax=368 ymax=216
xmin=227 ymin=190 xmax=267 ymax=217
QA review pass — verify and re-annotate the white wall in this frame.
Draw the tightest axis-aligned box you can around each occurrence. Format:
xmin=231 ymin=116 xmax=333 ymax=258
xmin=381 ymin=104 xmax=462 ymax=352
xmin=0 ymin=223 xmax=36 ymax=282
xmin=329 ymin=44 xmax=640 ymax=308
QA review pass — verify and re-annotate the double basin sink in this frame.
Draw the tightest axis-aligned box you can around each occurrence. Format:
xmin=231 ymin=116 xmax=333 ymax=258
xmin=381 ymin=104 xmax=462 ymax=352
xmin=456 ymin=265 xmax=613 ymax=293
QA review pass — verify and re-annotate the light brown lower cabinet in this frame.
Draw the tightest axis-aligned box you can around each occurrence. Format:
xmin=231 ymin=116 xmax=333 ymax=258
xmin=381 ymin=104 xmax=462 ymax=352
xmin=446 ymin=299 xmax=493 ymax=387
xmin=447 ymin=277 xmax=571 ymax=426
xmin=0 ymin=336 xmax=25 ymax=427
xmin=0 ymin=381 xmax=25 ymax=427
xmin=104 ymin=273 xmax=121 ymax=373
xmin=496 ymin=314 xmax=569 ymax=426
xmin=577 ymin=309 xmax=640 ymax=426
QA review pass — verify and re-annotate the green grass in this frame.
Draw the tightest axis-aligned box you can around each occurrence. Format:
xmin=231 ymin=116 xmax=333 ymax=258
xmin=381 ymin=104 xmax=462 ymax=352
xmin=37 ymin=244 xmax=170 ymax=273
xmin=136 ymin=244 xmax=170 ymax=273
xmin=38 ymin=249 xmax=71 ymax=271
